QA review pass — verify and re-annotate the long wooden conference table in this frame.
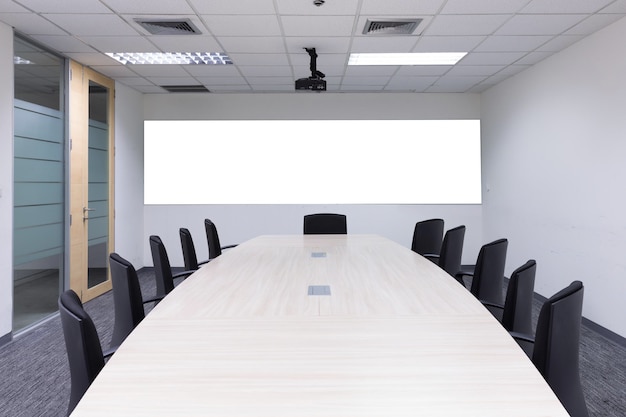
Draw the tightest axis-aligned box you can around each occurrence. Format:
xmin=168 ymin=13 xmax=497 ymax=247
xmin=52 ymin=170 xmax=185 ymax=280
xmin=71 ymin=235 xmax=568 ymax=416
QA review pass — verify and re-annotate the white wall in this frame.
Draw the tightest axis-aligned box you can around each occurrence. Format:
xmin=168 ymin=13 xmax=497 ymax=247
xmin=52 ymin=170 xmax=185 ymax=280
xmin=143 ymin=93 xmax=483 ymax=267
xmin=482 ymin=17 xmax=626 ymax=337
xmin=114 ymin=83 xmax=145 ymax=267
xmin=0 ymin=22 xmax=13 ymax=339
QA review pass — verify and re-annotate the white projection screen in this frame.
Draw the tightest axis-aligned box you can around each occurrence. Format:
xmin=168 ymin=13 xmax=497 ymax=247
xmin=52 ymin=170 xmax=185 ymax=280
xmin=144 ymin=120 xmax=481 ymax=204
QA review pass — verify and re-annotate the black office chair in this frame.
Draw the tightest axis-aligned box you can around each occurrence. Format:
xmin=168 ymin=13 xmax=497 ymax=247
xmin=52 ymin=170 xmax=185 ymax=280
xmin=482 ymin=259 xmax=536 ymax=356
xmin=411 ymin=218 xmax=444 ymax=260
xmin=511 ymin=281 xmax=589 ymax=417
xmin=204 ymin=219 xmax=238 ymax=260
xmin=303 ymin=213 xmax=347 ymax=235
xmin=109 ymin=252 xmax=163 ymax=349
xmin=149 ymin=235 xmax=195 ymax=298
xmin=59 ymin=289 xmax=115 ymax=416
xmin=180 ymin=228 xmax=209 ymax=270
xmin=457 ymin=238 xmax=508 ymax=312
xmin=427 ymin=225 xmax=465 ymax=277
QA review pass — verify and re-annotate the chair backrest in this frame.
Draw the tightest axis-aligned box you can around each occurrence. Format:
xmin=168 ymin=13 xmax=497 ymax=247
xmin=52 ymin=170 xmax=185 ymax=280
xmin=58 ymin=289 xmax=105 ymax=415
xmin=149 ymin=235 xmax=175 ymax=297
xmin=205 ymin=219 xmax=224 ymax=259
xmin=411 ymin=218 xmax=444 ymax=256
xmin=532 ymin=281 xmax=588 ymax=417
xmin=501 ymin=259 xmax=536 ymax=335
xmin=180 ymin=227 xmax=200 ymax=270
xmin=109 ymin=252 xmax=146 ymax=348
xmin=470 ymin=238 xmax=508 ymax=305
xmin=438 ymin=225 xmax=465 ymax=277
xmin=303 ymin=213 xmax=347 ymax=235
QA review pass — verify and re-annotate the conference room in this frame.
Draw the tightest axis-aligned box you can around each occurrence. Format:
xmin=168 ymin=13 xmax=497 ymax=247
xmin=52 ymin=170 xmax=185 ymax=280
xmin=1 ymin=1 xmax=625 ymax=416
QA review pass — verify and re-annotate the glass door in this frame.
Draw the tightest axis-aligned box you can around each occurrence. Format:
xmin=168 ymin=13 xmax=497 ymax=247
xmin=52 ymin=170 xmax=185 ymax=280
xmin=69 ymin=62 xmax=114 ymax=301
xmin=12 ymin=36 xmax=65 ymax=332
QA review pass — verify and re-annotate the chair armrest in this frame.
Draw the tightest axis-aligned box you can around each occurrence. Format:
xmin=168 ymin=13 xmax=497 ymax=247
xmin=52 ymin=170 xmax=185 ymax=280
xmin=103 ymin=346 xmax=117 ymax=360
xmin=480 ymin=300 xmax=504 ymax=310
xmin=422 ymin=253 xmax=440 ymax=263
xmin=172 ymin=270 xmax=195 ymax=280
xmin=509 ymin=331 xmax=535 ymax=344
xmin=142 ymin=294 xmax=164 ymax=305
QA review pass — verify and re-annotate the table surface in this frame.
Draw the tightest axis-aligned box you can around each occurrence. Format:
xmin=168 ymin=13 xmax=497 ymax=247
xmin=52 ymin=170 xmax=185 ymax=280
xmin=71 ymin=235 xmax=568 ymax=416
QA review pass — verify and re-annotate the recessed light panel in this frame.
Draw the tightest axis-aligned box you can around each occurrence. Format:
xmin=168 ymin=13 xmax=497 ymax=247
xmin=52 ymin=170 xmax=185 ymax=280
xmin=106 ymin=52 xmax=232 ymax=65
xmin=348 ymin=52 xmax=467 ymax=66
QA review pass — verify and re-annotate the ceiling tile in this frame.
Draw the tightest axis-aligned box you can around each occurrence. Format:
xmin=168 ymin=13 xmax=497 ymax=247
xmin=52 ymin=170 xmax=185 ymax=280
xmin=495 ymin=14 xmax=588 ymax=35
xmin=194 ymin=76 xmax=247 ymax=85
xmin=188 ymin=0 xmax=276 ymax=15
xmin=446 ymin=65 xmax=506 ymax=77
xmin=441 ymin=0 xmax=528 ymax=14
xmin=100 ymin=0 xmax=195 ymax=14
xmin=79 ymin=36 xmax=158 ymax=52
xmin=425 ymin=15 xmax=511 ymax=36
xmin=341 ymin=76 xmax=390 ymax=86
xmin=565 ymin=14 xmax=626 ymax=35
xmin=515 ymin=51 xmax=553 ymax=65
xmin=65 ymin=52 xmax=122 ymax=65
xmin=227 ymin=53 xmax=289 ymax=66
xmin=148 ymin=36 xmax=222 ymax=52
xmin=0 ymin=2 xmax=30 ymax=12
xmin=280 ymin=16 xmax=355 ymax=36
xmin=459 ymin=52 xmax=527 ymax=65
xmin=238 ymin=66 xmax=293 ymax=77
xmin=89 ymin=65 xmax=142 ymax=78
xmin=111 ymin=76 xmax=155 ymax=86
xmin=396 ymin=65 xmax=451 ymax=76
xmin=145 ymin=77 xmax=201 ymax=86
xmin=536 ymin=35 xmax=584 ymax=51
xmin=384 ymin=76 xmax=438 ymax=90
xmin=344 ymin=66 xmax=398 ymax=76
xmin=600 ymin=0 xmax=626 ymax=13
xmin=0 ymin=13 xmax=67 ymax=35
xmin=276 ymin=0 xmax=359 ymax=15
xmin=350 ymin=36 xmax=419 ymax=53
xmin=284 ymin=37 xmax=351 ymax=54
xmin=360 ymin=0 xmax=446 ymax=15
xmin=218 ymin=37 xmax=286 ymax=54
xmin=45 ymin=13 xmax=138 ymax=36
xmin=245 ymin=76 xmax=293 ymax=85
xmin=183 ymin=65 xmax=241 ymax=77
xmin=16 ymin=0 xmax=111 ymax=13
xmin=202 ymin=15 xmax=281 ymax=36
xmin=414 ymin=36 xmax=486 ymax=52
xmin=30 ymin=35 xmax=98 ymax=53
xmin=125 ymin=64 xmax=192 ymax=77
xmin=521 ymin=0 xmax=615 ymax=14
xmin=208 ymin=85 xmax=253 ymax=92
xmin=474 ymin=35 xmax=553 ymax=52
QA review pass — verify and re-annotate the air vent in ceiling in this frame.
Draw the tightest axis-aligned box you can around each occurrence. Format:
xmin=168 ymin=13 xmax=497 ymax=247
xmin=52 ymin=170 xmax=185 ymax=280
xmin=161 ymin=85 xmax=210 ymax=93
xmin=135 ymin=19 xmax=201 ymax=35
xmin=363 ymin=19 xmax=423 ymax=35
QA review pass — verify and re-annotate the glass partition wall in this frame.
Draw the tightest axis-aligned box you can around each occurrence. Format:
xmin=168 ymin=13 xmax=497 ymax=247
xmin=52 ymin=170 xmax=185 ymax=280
xmin=13 ymin=35 xmax=66 ymax=332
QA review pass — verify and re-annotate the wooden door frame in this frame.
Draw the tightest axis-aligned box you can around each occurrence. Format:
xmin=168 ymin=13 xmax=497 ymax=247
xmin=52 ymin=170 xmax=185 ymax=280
xmin=68 ymin=60 xmax=115 ymax=301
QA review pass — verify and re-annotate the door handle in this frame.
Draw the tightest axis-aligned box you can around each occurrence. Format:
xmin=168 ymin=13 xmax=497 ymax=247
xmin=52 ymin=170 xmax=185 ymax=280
xmin=83 ymin=207 xmax=95 ymax=221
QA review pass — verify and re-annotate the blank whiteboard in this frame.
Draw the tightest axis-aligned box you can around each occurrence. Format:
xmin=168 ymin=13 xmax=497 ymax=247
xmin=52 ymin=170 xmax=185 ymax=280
xmin=144 ymin=120 xmax=481 ymax=204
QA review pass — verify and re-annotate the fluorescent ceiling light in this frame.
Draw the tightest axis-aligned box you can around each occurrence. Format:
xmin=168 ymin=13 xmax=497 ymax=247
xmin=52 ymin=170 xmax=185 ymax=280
xmin=106 ymin=52 xmax=232 ymax=65
xmin=348 ymin=52 xmax=467 ymax=66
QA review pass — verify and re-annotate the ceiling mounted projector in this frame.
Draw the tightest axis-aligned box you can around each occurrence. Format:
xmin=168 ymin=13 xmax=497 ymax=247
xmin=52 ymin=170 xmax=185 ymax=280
xmin=295 ymin=48 xmax=326 ymax=91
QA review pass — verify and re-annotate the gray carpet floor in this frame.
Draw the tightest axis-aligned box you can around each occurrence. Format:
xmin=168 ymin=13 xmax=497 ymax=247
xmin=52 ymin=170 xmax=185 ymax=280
xmin=0 ymin=268 xmax=624 ymax=416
